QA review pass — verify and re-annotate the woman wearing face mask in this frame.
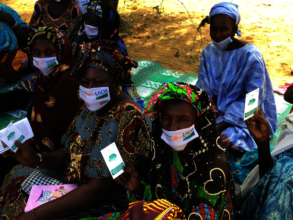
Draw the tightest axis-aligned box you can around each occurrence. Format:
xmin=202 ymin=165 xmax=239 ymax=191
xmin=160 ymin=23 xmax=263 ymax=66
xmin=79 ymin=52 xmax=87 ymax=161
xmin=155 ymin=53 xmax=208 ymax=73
xmin=115 ymin=82 xmax=238 ymax=219
xmin=26 ymin=26 xmax=80 ymax=153
xmin=0 ymin=27 xmax=80 ymax=184
xmin=0 ymin=47 xmax=151 ymax=220
xmin=29 ymin=0 xmax=79 ymax=34
xmin=74 ymin=41 xmax=144 ymax=108
xmin=66 ymin=0 xmax=128 ymax=59
xmin=196 ymin=2 xmax=277 ymax=153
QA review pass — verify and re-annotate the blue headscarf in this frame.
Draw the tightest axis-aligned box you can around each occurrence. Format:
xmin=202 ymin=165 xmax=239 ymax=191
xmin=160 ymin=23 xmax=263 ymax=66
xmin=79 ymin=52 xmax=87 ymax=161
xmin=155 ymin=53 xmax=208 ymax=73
xmin=88 ymin=1 xmax=103 ymax=18
xmin=0 ymin=3 xmax=28 ymax=51
xmin=209 ymin=2 xmax=241 ymax=37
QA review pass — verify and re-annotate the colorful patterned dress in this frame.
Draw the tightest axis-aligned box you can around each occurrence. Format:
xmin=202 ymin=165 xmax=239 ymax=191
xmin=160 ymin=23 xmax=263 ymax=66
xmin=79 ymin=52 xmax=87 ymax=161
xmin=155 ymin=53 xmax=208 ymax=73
xmin=0 ymin=100 xmax=152 ymax=219
xmin=117 ymin=149 xmax=235 ymax=220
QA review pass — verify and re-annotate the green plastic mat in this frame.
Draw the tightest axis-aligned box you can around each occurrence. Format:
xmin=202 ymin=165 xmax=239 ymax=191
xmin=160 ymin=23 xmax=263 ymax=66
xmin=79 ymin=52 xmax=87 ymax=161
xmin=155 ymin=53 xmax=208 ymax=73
xmin=0 ymin=59 xmax=291 ymax=146
xmin=270 ymin=94 xmax=292 ymax=147
xmin=0 ymin=81 xmax=27 ymax=129
xmin=132 ymin=60 xmax=198 ymax=105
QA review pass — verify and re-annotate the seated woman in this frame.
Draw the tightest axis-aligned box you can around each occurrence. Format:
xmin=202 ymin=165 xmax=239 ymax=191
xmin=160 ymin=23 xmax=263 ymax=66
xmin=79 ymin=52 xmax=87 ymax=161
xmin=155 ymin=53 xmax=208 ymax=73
xmin=0 ymin=3 xmax=29 ymax=81
xmin=66 ymin=0 xmax=128 ymax=59
xmin=29 ymin=0 xmax=79 ymax=34
xmin=115 ymin=82 xmax=238 ymax=219
xmin=196 ymin=2 xmax=277 ymax=152
xmin=15 ymin=26 xmax=80 ymax=152
xmin=0 ymin=48 xmax=152 ymax=219
xmin=0 ymin=27 xmax=80 ymax=183
xmin=14 ymin=1 xmax=127 ymax=98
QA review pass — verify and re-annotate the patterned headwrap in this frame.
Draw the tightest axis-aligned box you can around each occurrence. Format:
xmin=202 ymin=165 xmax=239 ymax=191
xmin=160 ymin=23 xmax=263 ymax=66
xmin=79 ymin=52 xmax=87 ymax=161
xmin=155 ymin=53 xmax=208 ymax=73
xmin=209 ymin=2 xmax=241 ymax=37
xmin=88 ymin=0 xmax=103 ymax=18
xmin=145 ymin=82 xmax=201 ymax=116
xmin=27 ymin=26 xmax=58 ymax=49
xmin=27 ymin=26 xmax=74 ymax=73
xmin=75 ymin=41 xmax=144 ymax=108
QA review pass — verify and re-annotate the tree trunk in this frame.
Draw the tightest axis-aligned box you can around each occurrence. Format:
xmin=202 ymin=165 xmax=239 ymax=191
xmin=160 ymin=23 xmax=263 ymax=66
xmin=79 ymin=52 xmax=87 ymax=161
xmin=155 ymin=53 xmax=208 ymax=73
xmin=104 ymin=0 xmax=119 ymax=10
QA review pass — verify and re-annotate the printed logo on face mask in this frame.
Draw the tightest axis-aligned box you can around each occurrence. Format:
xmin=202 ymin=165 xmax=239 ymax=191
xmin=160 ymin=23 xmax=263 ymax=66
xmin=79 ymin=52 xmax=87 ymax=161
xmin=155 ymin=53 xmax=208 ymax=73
xmin=84 ymin=22 xmax=99 ymax=39
xmin=33 ymin=57 xmax=58 ymax=76
xmin=46 ymin=59 xmax=58 ymax=68
xmin=161 ymin=125 xmax=199 ymax=151
xmin=183 ymin=129 xmax=196 ymax=141
xmin=95 ymin=89 xmax=108 ymax=100
xmin=88 ymin=26 xmax=97 ymax=33
xmin=79 ymin=86 xmax=111 ymax=111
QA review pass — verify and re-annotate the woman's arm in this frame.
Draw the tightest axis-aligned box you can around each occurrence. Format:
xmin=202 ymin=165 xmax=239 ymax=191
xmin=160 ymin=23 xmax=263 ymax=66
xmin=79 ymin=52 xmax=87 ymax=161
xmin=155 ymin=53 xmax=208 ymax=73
xmin=18 ymin=177 xmax=117 ymax=220
xmin=245 ymin=108 xmax=274 ymax=178
xmin=0 ymin=11 xmax=27 ymax=47
xmin=115 ymin=163 xmax=145 ymax=199
xmin=1 ymin=141 xmax=66 ymax=170
xmin=217 ymin=121 xmax=232 ymax=133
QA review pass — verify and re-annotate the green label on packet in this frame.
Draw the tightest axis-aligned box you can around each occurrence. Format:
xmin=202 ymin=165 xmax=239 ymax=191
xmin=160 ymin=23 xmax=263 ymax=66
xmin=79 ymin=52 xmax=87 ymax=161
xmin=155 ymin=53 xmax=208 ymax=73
xmin=11 ymin=135 xmax=25 ymax=150
xmin=248 ymin=98 xmax=256 ymax=106
xmin=111 ymin=162 xmax=124 ymax=176
xmin=245 ymin=108 xmax=257 ymax=118
xmin=109 ymin=153 xmax=117 ymax=162
xmin=7 ymin=132 xmax=15 ymax=141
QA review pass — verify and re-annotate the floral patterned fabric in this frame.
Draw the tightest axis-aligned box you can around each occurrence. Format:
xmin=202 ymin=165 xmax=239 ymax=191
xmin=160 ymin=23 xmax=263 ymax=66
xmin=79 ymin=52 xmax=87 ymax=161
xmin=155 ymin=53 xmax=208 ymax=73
xmin=0 ymin=100 xmax=152 ymax=219
xmin=62 ymin=100 xmax=152 ymax=184
xmin=240 ymin=156 xmax=293 ymax=220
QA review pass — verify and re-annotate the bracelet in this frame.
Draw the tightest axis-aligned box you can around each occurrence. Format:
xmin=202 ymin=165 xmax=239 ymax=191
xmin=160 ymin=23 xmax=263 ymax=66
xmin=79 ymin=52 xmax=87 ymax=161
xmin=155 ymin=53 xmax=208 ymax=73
xmin=31 ymin=209 xmax=39 ymax=220
xmin=36 ymin=153 xmax=42 ymax=169
xmin=10 ymin=21 xmax=18 ymax=29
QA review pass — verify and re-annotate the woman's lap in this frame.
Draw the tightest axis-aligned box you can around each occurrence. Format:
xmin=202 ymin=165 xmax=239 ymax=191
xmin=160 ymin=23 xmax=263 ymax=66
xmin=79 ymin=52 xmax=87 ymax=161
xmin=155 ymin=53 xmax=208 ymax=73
xmin=0 ymin=165 xmax=128 ymax=219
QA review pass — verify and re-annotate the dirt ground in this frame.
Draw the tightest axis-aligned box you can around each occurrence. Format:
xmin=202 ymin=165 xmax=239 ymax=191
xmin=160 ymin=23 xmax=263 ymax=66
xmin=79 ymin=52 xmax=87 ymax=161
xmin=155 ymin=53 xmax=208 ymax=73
xmin=5 ymin=0 xmax=293 ymax=87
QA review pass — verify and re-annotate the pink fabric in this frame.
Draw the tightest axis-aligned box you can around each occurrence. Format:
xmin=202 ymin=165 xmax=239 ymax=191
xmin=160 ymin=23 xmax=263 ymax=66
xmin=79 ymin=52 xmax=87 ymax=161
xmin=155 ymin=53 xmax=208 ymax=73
xmin=274 ymin=82 xmax=293 ymax=95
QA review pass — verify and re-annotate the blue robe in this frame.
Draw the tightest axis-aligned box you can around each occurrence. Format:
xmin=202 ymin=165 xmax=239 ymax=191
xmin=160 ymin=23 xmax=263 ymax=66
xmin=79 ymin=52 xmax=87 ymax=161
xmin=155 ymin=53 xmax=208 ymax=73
xmin=0 ymin=3 xmax=28 ymax=51
xmin=196 ymin=43 xmax=277 ymax=151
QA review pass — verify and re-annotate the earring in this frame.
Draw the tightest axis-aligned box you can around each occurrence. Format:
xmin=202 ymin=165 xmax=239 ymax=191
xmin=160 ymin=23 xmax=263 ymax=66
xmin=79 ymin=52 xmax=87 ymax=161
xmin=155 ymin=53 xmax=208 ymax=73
xmin=116 ymin=90 xmax=120 ymax=95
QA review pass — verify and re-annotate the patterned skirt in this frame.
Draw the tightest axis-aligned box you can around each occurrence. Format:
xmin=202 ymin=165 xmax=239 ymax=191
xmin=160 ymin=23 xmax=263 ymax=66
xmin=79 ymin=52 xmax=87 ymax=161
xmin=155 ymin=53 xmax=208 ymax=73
xmin=0 ymin=165 xmax=128 ymax=220
xmin=240 ymin=156 xmax=293 ymax=220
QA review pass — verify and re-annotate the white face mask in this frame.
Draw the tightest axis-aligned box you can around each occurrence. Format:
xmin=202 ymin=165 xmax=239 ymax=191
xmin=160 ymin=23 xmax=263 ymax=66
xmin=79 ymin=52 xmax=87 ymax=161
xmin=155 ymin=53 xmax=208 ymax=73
xmin=33 ymin=57 xmax=59 ymax=76
xmin=161 ymin=124 xmax=199 ymax=151
xmin=75 ymin=0 xmax=90 ymax=14
xmin=211 ymin=36 xmax=233 ymax=50
xmin=79 ymin=85 xmax=111 ymax=111
xmin=84 ymin=22 xmax=99 ymax=39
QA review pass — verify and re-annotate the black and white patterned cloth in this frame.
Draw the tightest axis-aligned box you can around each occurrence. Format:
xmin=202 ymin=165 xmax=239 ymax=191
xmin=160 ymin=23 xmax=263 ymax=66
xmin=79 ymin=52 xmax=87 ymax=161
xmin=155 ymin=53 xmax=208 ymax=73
xmin=21 ymin=170 xmax=64 ymax=194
